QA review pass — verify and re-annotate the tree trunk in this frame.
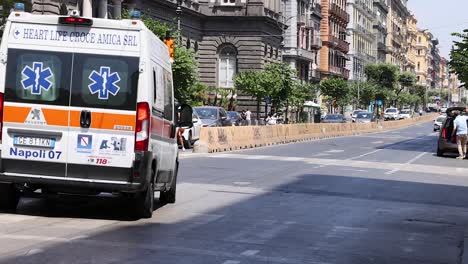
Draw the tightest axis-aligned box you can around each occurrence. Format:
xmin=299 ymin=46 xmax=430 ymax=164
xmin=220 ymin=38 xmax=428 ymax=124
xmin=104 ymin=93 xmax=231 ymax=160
xmin=256 ymin=97 xmax=261 ymax=121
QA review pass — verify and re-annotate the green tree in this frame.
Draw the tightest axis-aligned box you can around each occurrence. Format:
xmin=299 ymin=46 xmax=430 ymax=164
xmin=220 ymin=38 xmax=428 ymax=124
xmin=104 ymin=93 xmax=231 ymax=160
xmin=349 ymin=81 xmax=377 ymax=109
xmin=364 ymin=63 xmax=400 ymax=90
xmin=398 ymin=72 xmax=416 ymax=96
xmin=319 ymin=78 xmax=350 ymax=113
xmin=123 ymin=11 xmax=199 ymax=105
xmin=235 ymin=71 xmax=267 ymax=119
xmin=262 ymin=63 xmax=296 ymax=111
xmin=450 ymin=30 xmax=468 ymax=85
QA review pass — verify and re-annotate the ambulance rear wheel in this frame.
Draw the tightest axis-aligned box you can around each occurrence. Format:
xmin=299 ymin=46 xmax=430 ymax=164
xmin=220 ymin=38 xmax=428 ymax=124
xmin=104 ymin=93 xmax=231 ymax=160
xmin=134 ymin=182 xmax=154 ymax=219
xmin=0 ymin=183 xmax=20 ymax=211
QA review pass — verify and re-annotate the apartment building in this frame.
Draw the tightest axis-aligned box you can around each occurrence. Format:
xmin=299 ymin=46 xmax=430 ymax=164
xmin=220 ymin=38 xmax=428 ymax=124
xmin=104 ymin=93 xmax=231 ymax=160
xmin=414 ymin=30 xmax=433 ymax=87
xmin=346 ymin=0 xmax=375 ymax=80
xmin=386 ymin=0 xmax=410 ymax=71
xmin=319 ymin=0 xmax=350 ymax=79
xmin=430 ymin=38 xmax=442 ymax=89
xmin=373 ymin=0 xmax=389 ymax=63
xmin=283 ymin=0 xmax=323 ymax=83
xmin=405 ymin=14 xmax=417 ymax=73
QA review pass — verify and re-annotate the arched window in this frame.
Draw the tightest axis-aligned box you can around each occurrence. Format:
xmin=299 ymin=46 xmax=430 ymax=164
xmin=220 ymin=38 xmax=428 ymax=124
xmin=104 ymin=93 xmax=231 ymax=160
xmin=218 ymin=45 xmax=237 ymax=88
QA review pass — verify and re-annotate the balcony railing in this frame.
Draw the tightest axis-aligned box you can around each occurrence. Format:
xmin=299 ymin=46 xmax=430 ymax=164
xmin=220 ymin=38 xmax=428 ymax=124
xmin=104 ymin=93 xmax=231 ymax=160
xmin=329 ymin=66 xmax=350 ymax=79
xmin=310 ymin=35 xmax=322 ymax=49
xmin=324 ymin=35 xmax=350 ymax=53
xmin=297 ymin=14 xmax=313 ymax=28
xmin=355 ymin=0 xmax=376 ymax=17
xmin=312 ymin=3 xmax=322 ymax=18
xmin=329 ymin=3 xmax=349 ymax=23
xmin=373 ymin=0 xmax=388 ymax=12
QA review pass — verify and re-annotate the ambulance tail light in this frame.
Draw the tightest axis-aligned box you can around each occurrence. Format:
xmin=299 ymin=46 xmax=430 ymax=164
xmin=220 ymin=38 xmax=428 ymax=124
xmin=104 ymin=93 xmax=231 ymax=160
xmin=58 ymin=17 xmax=93 ymax=26
xmin=0 ymin=93 xmax=4 ymax=141
xmin=135 ymin=102 xmax=150 ymax=151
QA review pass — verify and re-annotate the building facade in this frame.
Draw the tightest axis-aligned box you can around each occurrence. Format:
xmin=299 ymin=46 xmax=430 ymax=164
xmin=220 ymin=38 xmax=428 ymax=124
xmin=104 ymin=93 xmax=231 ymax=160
xmin=346 ymin=0 xmax=375 ymax=81
xmin=405 ymin=14 xmax=417 ymax=73
xmin=283 ymin=0 xmax=322 ymax=84
xmin=414 ymin=30 xmax=432 ymax=88
xmin=373 ymin=0 xmax=389 ymax=63
xmin=386 ymin=0 xmax=409 ymax=71
xmin=430 ymin=38 xmax=441 ymax=89
xmin=319 ymin=0 xmax=350 ymax=79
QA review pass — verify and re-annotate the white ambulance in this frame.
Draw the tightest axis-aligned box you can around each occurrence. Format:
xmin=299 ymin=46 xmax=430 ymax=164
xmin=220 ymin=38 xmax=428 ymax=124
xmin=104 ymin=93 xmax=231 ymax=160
xmin=0 ymin=9 xmax=190 ymax=218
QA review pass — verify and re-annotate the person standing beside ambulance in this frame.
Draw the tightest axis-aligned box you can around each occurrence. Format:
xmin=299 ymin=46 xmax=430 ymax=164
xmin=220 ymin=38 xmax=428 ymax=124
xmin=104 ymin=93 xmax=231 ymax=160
xmin=452 ymin=110 xmax=468 ymax=159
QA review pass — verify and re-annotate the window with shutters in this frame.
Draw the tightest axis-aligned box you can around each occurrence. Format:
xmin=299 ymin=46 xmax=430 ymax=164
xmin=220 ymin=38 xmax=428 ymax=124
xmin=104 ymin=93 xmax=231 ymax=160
xmin=218 ymin=45 xmax=237 ymax=88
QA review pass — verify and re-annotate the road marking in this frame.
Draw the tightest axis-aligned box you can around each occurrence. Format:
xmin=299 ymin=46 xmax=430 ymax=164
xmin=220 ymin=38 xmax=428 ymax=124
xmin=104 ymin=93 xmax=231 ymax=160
xmin=241 ymin=250 xmax=259 ymax=256
xmin=223 ymin=261 xmax=240 ymax=264
xmin=313 ymin=153 xmax=332 ymax=157
xmin=233 ymin=182 xmax=251 ymax=186
xmin=371 ymin=141 xmax=385 ymax=144
xmin=347 ymin=149 xmax=382 ymax=160
xmin=325 ymin=149 xmax=344 ymax=153
xmin=385 ymin=152 xmax=427 ymax=175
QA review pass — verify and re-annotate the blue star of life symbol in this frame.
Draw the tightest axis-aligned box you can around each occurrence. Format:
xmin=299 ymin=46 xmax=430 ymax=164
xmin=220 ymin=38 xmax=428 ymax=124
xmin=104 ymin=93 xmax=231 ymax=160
xmin=21 ymin=62 xmax=53 ymax=95
xmin=88 ymin=67 xmax=121 ymax=100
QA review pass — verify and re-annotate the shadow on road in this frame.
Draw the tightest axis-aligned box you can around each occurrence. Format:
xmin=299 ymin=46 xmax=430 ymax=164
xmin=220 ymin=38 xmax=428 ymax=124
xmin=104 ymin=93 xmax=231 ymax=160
xmin=1 ymin=169 xmax=468 ymax=264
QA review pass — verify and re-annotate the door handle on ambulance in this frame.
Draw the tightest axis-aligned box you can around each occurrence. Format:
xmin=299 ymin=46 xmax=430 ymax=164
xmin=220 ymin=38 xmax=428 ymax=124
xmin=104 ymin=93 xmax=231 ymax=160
xmin=80 ymin=110 xmax=92 ymax=128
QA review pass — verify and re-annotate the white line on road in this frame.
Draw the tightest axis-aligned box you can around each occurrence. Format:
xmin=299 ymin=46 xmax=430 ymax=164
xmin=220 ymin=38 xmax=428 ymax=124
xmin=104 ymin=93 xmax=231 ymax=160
xmin=241 ymin=250 xmax=260 ymax=256
xmin=347 ymin=149 xmax=383 ymax=160
xmin=385 ymin=152 xmax=428 ymax=175
xmin=223 ymin=261 xmax=240 ymax=264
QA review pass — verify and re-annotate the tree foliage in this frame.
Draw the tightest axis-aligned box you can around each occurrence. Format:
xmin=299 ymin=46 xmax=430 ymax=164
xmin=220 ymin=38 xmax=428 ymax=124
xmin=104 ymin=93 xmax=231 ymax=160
xmin=450 ymin=30 xmax=468 ymax=86
xmin=364 ymin=63 xmax=400 ymax=90
xmin=319 ymin=78 xmax=350 ymax=110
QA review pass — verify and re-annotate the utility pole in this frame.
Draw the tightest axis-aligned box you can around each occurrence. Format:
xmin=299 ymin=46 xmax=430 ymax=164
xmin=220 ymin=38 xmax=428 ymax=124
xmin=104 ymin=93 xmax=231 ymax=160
xmin=176 ymin=0 xmax=182 ymax=44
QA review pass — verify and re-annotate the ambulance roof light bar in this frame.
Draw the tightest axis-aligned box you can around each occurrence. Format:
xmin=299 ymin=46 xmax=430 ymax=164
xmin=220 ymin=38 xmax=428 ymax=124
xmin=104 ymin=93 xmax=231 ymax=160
xmin=58 ymin=16 xmax=93 ymax=26
xmin=13 ymin=3 xmax=25 ymax=12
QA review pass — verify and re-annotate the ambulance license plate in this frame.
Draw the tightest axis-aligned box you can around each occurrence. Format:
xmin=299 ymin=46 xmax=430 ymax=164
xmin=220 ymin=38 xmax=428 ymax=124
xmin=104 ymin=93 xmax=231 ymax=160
xmin=14 ymin=136 xmax=55 ymax=148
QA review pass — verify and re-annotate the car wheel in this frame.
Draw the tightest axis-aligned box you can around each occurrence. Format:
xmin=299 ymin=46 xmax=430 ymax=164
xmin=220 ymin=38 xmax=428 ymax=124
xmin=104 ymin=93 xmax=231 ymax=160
xmin=0 ymin=183 xmax=20 ymax=211
xmin=436 ymin=146 xmax=444 ymax=157
xmin=183 ymin=133 xmax=192 ymax=149
xmin=134 ymin=181 xmax=154 ymax=219
xmin=160 ymin=162 xmax=178 ymax=204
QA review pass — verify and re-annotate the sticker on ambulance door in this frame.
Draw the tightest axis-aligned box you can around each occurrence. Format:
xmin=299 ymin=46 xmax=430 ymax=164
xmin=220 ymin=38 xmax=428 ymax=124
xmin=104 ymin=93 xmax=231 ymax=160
xmin=88 ymin=66 xmax=121 ymax=100
xmin=21 ymin=62 xmax=53 ymax=95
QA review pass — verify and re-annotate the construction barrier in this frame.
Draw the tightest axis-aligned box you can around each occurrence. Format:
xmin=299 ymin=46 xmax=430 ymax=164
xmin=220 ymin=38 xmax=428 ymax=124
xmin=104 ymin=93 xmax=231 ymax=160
xmin=194 ymin=114 xmax=438 ymax=153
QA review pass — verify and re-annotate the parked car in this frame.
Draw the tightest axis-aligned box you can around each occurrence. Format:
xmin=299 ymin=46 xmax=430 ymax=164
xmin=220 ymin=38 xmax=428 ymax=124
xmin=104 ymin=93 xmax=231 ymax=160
xmin=433 ymin=115 xmax=446 ymax=132
xmin=398 ymin=109 xmax=412 ymax=119
xmin=322 ymin=114 xmax=347 ymax=123
xmin=437 ymin=107 xmax=465 ymax=157
xmin=227 ymin=111 xmax=244 ymax=126
xmin=193 ymin=106 xmax=233 ymax=127
xmin=384 ymin=108 xmax=399 ymax=120
xmin=351 ymin=110 xmax=365 ymax=123
xmin=355 ymin=112 xmax=375 ymax=123
xmin=441 ymin=107 xmax=448 ymax=113
xmin=181 ymin=111 xmax=203 ymax=149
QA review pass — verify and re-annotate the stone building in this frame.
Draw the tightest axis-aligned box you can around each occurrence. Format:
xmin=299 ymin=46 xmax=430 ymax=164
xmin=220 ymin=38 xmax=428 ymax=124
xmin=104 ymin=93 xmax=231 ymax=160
xmin=346 ymin=0 xmax=375 ymax=81
xmin=124 ymin=0 xmax=283 ymax=117
xmin=319 ymin=0 xmax=350 ymax=80
xmin=282 ymin=0 xmax=322 ymax=84
xmin=405 ymin=14 xmax=417 ymax=73
xmin=373 ymin=0 xmax=388 ymax=63
xmin=430 ymin=38 xmax=441 ymax=89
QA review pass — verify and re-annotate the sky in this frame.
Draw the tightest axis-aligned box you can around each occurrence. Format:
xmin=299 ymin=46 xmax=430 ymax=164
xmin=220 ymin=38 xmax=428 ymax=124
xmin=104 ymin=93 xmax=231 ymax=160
xmin=407 ymin=0 xmax=468 ymax=59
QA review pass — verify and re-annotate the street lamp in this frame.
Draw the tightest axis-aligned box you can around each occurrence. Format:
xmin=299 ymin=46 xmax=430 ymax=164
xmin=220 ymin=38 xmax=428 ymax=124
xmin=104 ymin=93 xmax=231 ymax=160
xmin=176 ymin=0 xmax=182 ymax=40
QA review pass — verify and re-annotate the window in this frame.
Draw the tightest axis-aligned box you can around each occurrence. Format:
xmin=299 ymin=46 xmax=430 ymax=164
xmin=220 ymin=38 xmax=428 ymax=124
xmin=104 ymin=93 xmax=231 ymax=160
xmin=5 ymin=49 xmax=72 ymax=106
xmin=218 ymin=45 xmax=237 ymax=88
xmin=163 ymin=70 xmax=173 ymax=121
xmin=72 ymin=54 xmax=139 ymax=110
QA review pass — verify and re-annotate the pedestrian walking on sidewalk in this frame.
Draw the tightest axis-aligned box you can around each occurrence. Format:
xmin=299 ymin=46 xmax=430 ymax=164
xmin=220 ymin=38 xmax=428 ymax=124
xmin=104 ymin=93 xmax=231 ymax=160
xmin=452 ymin=110 xmax=468 ymax=159
xmin=245 ymin=109 xmax=251 ymax=126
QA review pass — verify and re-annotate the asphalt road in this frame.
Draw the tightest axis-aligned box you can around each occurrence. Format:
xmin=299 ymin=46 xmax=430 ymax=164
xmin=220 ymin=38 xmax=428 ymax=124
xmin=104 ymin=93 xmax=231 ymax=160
xmin=1 ymin=122 xmax=468 ymax=264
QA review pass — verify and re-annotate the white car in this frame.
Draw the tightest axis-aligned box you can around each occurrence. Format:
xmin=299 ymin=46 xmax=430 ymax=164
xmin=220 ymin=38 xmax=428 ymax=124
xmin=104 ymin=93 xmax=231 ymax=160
xmin=433 ymin=115 xmax=446 ymax=132
xmin=351 ymin=110 xmax=365 ymax=123
xmin=398 ymin=109 xmax=412 ymax=119
xmin=384 ymin=108 xmax=399 ymax=120
xmin=182 ymin=111 xmax=202 ymax=148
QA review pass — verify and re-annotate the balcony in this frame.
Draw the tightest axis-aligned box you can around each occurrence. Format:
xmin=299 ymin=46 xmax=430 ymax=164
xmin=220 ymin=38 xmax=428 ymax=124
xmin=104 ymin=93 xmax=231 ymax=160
xmin=373 ymin=0 xmax=388 ymax=13
xmin=329 ymin=3 xmax=349 ymax=24
xmin=297 ymin=14 xmax=313 ymax=28
xmin=329 ymin=66 xmax=350 ymax=79
xmin=355 ymin=0 xmax=376 ymax=18
xmin=310 ymin=35 xmax=322 ymax=50
xmin=414 ymin=43 xmax=428 ymax=50
xmin=355 ymin=24 xmax=374 ymax=39
xmin=415 ymin=69 xmax=427 ymax=76
xmin=377 ymin=42 xmax=389 ymax=53
xmin=312 ymin=3 xmax=322 ymax=18
xmin=323 ymin=35 xmax=350 ymax=53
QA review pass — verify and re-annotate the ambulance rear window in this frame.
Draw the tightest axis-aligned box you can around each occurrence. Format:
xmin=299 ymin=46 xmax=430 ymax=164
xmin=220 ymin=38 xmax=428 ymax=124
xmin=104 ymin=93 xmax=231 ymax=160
xmin=71 ymin=54 xmax=139 ymax=111
xmin=4 ymin=49 xmax=71 ymax=106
